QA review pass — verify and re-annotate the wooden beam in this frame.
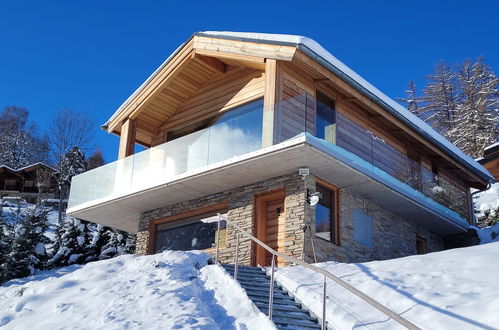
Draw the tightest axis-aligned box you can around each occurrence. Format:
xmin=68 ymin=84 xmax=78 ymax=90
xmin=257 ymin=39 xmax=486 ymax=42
xmin=262 ymin=59 xmax=282 ymax=147
xmin=192 ymin=53 xmax=225 ymax=74
xmin=118 ymin=118 xmax=136 ymax=159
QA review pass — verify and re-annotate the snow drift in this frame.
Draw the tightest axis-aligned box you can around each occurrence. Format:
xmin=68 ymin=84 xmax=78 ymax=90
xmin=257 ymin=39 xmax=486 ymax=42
xmin=0 ymin=251 xmax=273 ymax=329
xmin=275 ymin=242 xmax=499 ymax=330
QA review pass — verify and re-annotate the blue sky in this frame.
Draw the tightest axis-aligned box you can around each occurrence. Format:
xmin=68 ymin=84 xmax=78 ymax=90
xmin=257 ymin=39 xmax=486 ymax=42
xmin=1 ymin=1 xmax=498 ymax=163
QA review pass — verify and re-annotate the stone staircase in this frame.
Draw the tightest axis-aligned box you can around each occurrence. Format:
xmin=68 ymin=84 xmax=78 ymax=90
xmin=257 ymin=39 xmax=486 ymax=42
xmin=221 ymin=264 xmax=322 ymax=329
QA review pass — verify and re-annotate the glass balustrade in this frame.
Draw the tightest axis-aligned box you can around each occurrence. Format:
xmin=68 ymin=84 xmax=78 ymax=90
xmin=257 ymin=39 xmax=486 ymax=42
xmin=69 ymin=93 xmax=469 ymax=220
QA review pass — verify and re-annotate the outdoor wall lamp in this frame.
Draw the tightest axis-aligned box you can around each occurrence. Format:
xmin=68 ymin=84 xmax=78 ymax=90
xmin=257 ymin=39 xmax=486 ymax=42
xmin=307 ymin=189 xmax=321 ymax=207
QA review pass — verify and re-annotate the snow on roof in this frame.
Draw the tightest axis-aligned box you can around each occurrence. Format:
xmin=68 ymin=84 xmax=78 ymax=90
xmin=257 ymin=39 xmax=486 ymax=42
xmin=105 ymin=31 xmax=494 ymax=184
xmin=0 ymin=162 xmax=58 ymax=172
xmin=484 ymin=142 xmax=499 ymax=151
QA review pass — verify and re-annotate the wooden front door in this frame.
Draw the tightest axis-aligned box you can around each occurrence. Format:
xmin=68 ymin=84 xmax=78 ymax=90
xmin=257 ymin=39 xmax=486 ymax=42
xmin=254 ymin=189 xmax=286 ymax=266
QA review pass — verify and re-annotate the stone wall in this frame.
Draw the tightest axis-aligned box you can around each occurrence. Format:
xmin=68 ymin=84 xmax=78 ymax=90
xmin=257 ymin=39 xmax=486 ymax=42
xmin=136 ymin=173 xmax=308 ymax=265
xmin=303 ymin=187 xmax=445 ymax=263
xmin=136 ymin=172 xmax=445 ymax=265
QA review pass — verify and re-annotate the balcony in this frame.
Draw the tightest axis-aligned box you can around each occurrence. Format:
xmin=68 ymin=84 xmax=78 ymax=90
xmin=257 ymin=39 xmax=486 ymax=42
xmin=68 ymin=94 xmax=469 ymax=234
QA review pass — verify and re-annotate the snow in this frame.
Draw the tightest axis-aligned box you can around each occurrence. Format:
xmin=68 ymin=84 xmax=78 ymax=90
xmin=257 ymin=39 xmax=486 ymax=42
xmin=0 ymin=251 xmax=273 ymax=329
xmin=484 ymin=141 xmax=499 ymax=151
xmin=473 ymin=182 xmax=499 ymax=216
xmin=275 ymin=242 xmax=499 ymax=329
xmin=197 ymin=31 xmax=494 ymax=184
xmin=34 ymin=243 xmax=45 ymax=256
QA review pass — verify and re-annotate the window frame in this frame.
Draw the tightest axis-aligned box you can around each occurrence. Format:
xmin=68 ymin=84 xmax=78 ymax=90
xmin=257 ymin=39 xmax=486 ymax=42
xmin=148 ymin=202 xmax=228 ymax=254
xmin=315 ymin=178 xmax=340 ymax=245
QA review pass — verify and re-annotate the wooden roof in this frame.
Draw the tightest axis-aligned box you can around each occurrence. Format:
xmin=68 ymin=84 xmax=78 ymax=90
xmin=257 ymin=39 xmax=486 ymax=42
xmin=104 ymin=36 xmax=296 ymax=146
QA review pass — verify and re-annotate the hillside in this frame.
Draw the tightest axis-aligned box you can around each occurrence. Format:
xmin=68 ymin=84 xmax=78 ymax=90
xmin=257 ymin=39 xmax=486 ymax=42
xmin=0 ymin=251 xmax=273 ymax=329
xmin=276 ymin=241 xmax=499 ymax=329
xmin=1 ymin=243 xmax=499 ymax=329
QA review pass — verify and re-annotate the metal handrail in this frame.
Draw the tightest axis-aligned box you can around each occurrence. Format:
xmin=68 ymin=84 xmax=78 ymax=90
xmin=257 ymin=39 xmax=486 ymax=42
xmin=215 ymin=213 xmax=421 ymax=330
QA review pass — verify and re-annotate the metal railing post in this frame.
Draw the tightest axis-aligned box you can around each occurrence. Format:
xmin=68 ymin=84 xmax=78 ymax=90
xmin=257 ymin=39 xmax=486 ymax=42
xmin=268 ymin=254 xmax=275 ymax=320
xmin=234 ymin=233 xmax=240 ymax=280
xmin=322 ymin=274 xmax=327 ymax=330
xmin=215 ymin=215 xmax=221 ymax=264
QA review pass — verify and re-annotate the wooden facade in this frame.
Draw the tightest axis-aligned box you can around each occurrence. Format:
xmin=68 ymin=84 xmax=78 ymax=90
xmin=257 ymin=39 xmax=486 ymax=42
xmin=104 ymin=34 xmax=491 ymax=223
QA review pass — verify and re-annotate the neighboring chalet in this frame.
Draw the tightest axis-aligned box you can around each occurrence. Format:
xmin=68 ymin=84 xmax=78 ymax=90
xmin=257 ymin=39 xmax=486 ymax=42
xmin=67 ymin=32 xmax=495 ymax=265
xmin=0 ymin=162 xmax=58 ymax=203
xmin=478 ymin=142 xmax=499 ymax=181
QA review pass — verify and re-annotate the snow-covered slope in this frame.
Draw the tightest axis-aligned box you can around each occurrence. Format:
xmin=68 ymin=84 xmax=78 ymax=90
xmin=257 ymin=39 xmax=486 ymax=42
xmin=275 ymin=242 xmax=499 ymax=330
xmin=0 ymin=251 xmax=274 ymax=329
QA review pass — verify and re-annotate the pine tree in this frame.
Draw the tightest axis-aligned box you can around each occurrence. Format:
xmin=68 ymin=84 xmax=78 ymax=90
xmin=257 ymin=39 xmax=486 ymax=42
xmin=55 ymin=147 xmax=87 ymax=223
xmin=0 ymin=214 xmax=12 ymax=284
xmin=4 ymin=207 xmax=49 ymax=281
xmin=49 ymin=216 xmax=93 ymax=267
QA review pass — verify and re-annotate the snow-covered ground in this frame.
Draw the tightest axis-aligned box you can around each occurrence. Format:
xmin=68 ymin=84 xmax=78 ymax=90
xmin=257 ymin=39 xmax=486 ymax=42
xmin=0 ymin=251 xmax=273 ymax=329
xmin=275 ymin=242 xmax=499 ymax=330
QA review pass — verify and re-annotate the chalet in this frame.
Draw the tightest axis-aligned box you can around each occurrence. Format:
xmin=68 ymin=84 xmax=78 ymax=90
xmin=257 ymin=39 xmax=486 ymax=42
xmin=0 ymin=162 xmax=58 ymax=203
xmin=478 ymin=142 xmax=499 ymax=181
xmin=67 ymin=32 xmax=495 ymax=265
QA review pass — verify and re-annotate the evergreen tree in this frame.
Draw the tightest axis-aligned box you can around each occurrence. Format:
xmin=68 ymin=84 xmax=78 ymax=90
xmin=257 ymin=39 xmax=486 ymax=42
xmin=55 ymin=147 xmax=87 ymax=223
xmin=0 ymin=214 xmax=12 ymax=284
xmin=49 ymin=216 xmax=93 ymax=267
xmin=4 ymin=208 xmax=49 ymax=281
xmin=477 ymin=206 xmax=499 ymax=228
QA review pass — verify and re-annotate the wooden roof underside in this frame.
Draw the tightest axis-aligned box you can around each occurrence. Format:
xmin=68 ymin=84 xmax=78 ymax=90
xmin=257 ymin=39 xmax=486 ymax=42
xmin=106 ymin=36 xmax=297 ymax=146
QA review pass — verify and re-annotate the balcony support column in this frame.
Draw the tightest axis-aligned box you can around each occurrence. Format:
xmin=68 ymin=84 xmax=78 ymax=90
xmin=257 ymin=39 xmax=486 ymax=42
xmin=118 ymin=118 xmax=137 ymax=159
xmin=262 ymin=59 xmax=282 ymax=147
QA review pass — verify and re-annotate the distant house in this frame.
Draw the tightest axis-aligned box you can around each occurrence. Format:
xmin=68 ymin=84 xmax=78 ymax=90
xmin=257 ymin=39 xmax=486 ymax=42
xmin=0 ymin=162 xmax=58 ymax=203
xmin=478 ymin=143 xmax=499 ymax=181
xmin=67 ymin=32 xmax=495 ymax=265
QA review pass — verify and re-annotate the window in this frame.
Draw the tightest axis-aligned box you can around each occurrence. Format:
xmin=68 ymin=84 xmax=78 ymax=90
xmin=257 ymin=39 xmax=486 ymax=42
xmin=316 ymin=91 xmax=336 ymax=144
xmin=352 ymin=209 xmax=372 ymax=247
xmin=154 ymin=210 xmax=227 ymax=253
xmin=416 ymin=236 xmax=427 ymax=254
xmin=315 ymin=182 xmax=339 ymax=244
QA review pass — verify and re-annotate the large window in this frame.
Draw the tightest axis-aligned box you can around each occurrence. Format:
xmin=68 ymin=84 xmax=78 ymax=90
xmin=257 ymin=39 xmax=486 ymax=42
xmin=316 ymin=91 xmax=336 ymax=144
xmin=154 ymin=211 xmax=227 ymax=253
xmin=315 ymin=181 xmax=339 ymax=244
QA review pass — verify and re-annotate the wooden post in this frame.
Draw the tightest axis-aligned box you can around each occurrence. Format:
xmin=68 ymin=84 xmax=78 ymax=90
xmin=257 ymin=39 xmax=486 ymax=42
xmin=118 ymin=118 xmax=137 ymax=159
xmin=262 ymin=59 xmax=282 ymax=147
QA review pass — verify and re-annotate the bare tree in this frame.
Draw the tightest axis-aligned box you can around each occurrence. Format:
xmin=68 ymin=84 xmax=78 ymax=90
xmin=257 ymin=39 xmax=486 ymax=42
xmin=86 ymin=149 xmax=105 ymax=170
xmin=35 ymin=167 xmax=53 ymax=205
xmin=0 ymin=106 xmax=50 ymax=169
xmin=49 ymin=108 xmax=95 ymax=167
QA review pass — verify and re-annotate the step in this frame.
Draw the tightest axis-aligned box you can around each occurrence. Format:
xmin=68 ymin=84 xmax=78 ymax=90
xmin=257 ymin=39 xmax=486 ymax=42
xmin=253 ymin=301 xmax=303 ymax=313
xmin=223 ymin=268 xmax=268 ymax=276
xmin=274 ymin=321 xmax=321 ymax=330
xmin=221 ymin=265 xmax=265 ymax=274
xmin=239 ymin=281 xmax=282 ymax=291
xmin=271 ymin=310 xmax=318 ymax=322
xmin=247 ymin=295 xmax=302 ymax=308
xmin=245 ymin=288 xmax=291 ymax=299
xmin=236 ymin=277 xmax=272 ymax=286
xmin=272 ymin=316 xmax=321 ymax=329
